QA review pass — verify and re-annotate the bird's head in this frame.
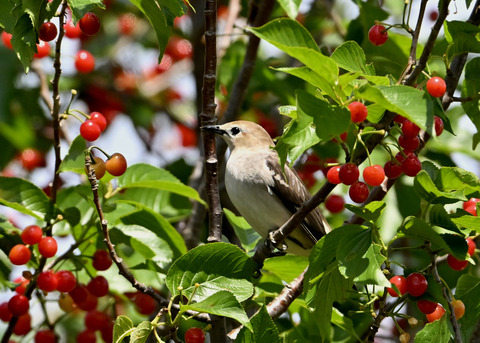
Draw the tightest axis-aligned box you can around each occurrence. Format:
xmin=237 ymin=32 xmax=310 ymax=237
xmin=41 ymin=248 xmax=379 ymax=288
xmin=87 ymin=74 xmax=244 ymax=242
xmin=201 ymin=121 xmax=275 ymax=151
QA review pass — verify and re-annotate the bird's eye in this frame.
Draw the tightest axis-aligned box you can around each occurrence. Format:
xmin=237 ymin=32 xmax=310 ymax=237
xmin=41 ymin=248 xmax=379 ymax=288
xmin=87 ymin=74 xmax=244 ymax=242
xmin=231 ymin=127 xmax=241 ymax=135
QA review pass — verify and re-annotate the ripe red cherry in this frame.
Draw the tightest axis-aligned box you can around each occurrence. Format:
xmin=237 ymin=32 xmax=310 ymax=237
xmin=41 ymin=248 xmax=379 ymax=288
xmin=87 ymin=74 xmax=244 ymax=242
xmin=64 ymin=20 xmax=82 ymax=39
xmin=401 ymin=154 xmax=422 ymax=177
xmin=185 ymin=327 xmax=205 ymax=343
xmin=417 ymin=299 xmax=437 ymax=314
xmin=21 ymin=225 xmax=43 ymax=245
xmin=80 ymin=120 xmax=101 ymax=141
xmin=325 ymin=194 xmax=344 ymax=214
xmin=326 ymin=165 xmax=341 ymax=184
xmin=394 ymin=115 xmax=406 ymax=124
xmin=101 ymin=320 xmax=114 ymax=343
xmin=35 ymin=329 xmax=56 ymax=343
xmin=406 ymin=273 xmax=428 ymax=297
xmin=2 ymin=31 xmax=13 ymax=49
xmin=8 ymin=294 xmax=29 ymax=316
xmin=19 ymin=148 xmax=46 ymax=171
xmin=401 ymin=120 xmax=420 ymax=138
xmin=85 ymin=310 xmax=110 ymax=331
xmin=154 ymin=53 xmax=173 ymax=74
xmin=39 ymin=22 xmax=57 ymax=42
xmin=0 ymin=302 xmax=12 ymax=321
xmin=363 ymin=165 xmax=385 ymax=186
xmin=134 ymin=293 xmax=157 ymax=315
xmin=56 ymin=270 xmax=77 ymax=293
xmin=426 ymin=304 xmax=445 ymax=322
xmin=90 ymin=112 xmax=107 ymax=132
xmin=399 ymin=135 xmax=420 ymax=151
xmin=349 ymin=181 xmax=369 ymax=203
xmin=348 ymin=101 xmax=368 ymax=123
xmin=467 ymin=237 xmax=476 ymax=256
xmin=105 ymin=153 xmax=128 ymax=176
xmin=76 ymin=329 xmax=96 ymax=343
xmin=37 ymin=270 xmax=58 ymax=292
xmin=119 ymin=13 xmax=136 ymax=35
xmin=368 ymin=25 xmax=388 ymax=46
xmin=464 ymin=197 xmax=480 ymax=216
xmin=434 ymin=116 xmax=444 ymax=136
xmin=426 ymin=76 xmax=446 ymax=98
xmin=384 ymin=160 xmax=403 ymax=179
xmin=34 ymin=41 xmax=50 ymax=59
xmin=38 ymin=236 xmax=58 ymax=258
xmin=75 ymin=50 xmax=95 ymax=73
xmin=14 ymin=312 xmax=31 ymax=335
xmin=15 ymin=277 xmax=29 ymax=294
xmin=9 ymin=244 xmax=31 ymax=265
xmin=72 ymin=287 xmax=98 ymax=311
xmin=166 ymin=37 xmax=193 ymax=61
xmin=430 ymin=10 xmax=439 ymax=21
xmin=177 ymin=123 xmax=198 ymax=147
xmin=79 ymin=12 xmax=101 ymax=36
xmin=87 ymin=276 xmax=109 ymax=297
xmin=92 ymin=250 xmax=112 ymax=271
xmin=447 ymin=254 xmax=469 ymax=271
xmin=339 ymin=163 xmax=359 ymax=185
xmin=387 ymin=275 xmax=407 ymax=297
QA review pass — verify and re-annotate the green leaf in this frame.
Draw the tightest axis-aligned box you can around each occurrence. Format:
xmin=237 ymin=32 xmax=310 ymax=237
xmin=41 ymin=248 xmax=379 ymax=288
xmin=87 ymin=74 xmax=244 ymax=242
xmin=331 ymin=41 xmax=375 ymax=75
xmin=224 ymin=208 xmax=261 ymax=253
xmin=113 ymin=315 xmax=134 ymax=343
xmin=331 ymin=308 xmax=362 ymax=342
xmin=344 ymin=201 xmax=386 ymax=223
xmin=118 ymin=164 xmax=206 ymax=205
xmin=0 ymin=1 xmax=17 ymax=31
xmin=456 ymin=274 xmax=480 ymax=341
xmin=263 ymin=255 xmax=309 ymax=283
xmin=337 ymin=227 xmax=372 ymax=279
xmin=67 ymin=0 xmax=105 ymax=22
xmin=462 ymin=57 xmax=480 ymax=149
xmin=414 ymin=315 xmax=450 ymax=343
xmin=414 ymin=170 xmax=468 ymax=204
xmin=11 ymin=13 xmax=36 ymax=72
xmin=182 ymin=291 xmax=253 ymax=331
xmin=166 ymin=243 xmax=256 ymax=302
xmin=354 ymin=244 xmax=390 ymax=287
xmin=0 ymin=177 xmax=53 ymax=220
xmin=451 ymin=214 xmax=480 ymax=235
xmin=429 ymin=204 xmax=461 ymax=234
xmin=130 ymin=321 xmax=154 ymax=343
xmin=276 ymin=0 xmax=301 ymax=19
xmin=235 ymin=305 xmax=280 ymax=343
xmin=59 ymin=135 xmax=87 ymax=174
xmin=444 ymin=20 xmax=480 ymax=57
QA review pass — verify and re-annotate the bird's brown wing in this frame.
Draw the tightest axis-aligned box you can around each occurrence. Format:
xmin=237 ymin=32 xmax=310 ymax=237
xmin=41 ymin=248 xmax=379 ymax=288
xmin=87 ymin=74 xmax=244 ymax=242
xmin=265 ymin=155 xmax=330 ymax=246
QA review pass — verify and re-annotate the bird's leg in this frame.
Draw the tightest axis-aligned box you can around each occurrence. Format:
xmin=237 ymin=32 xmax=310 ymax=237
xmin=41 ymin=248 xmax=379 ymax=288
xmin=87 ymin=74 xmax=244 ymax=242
xmin=267 ymin=231 xmax=288 ymax=256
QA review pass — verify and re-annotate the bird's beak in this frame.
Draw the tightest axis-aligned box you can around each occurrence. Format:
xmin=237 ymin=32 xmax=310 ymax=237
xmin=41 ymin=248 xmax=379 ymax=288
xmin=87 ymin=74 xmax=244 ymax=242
xmin=200 ymin=125 xmax=226 ymax=136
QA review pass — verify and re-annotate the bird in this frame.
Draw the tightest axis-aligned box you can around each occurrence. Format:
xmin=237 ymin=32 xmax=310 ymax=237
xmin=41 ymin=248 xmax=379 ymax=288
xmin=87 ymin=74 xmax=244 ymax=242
xmin=201 ymin=120 xmax=331 ymax=256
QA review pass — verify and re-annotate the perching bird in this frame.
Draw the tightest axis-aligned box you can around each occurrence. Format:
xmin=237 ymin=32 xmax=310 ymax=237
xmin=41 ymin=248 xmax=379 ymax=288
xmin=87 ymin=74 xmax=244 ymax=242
xmin=202 ymin=120 xmax=331 ymax=256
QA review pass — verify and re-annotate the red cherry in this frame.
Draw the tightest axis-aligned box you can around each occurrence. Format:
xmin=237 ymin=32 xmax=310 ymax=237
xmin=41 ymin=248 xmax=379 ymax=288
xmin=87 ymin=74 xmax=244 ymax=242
xmin=325 ymin=194 xmax=344 ymax=214
xmin=134 ymin=293 xmax=157 ymax=315
xmin=326 ymin=165 xmax=341 ymax=184
xmin=426 ymin=304 xmax=445 ymax=322
xmin=105 ymin=153 xmax=128 ymax=176
xmin=38 ymin=236 xmax=58 ymax=258
xmin=2 ymin=31 xmax=13 ymax=49
xmin=79 ymin=12 xmax=101 ymax=36
xmin=8 ymin=294 xmax=29 ymax=317
xmin=398 ymin=135 xmax=420 ymax=151
xmin=34 ymin=41 xmax=50 ymax=59
xmin=76 ymin=329 xmax=96 ymax=343
xmin=14 ymin=312 xmax=31 ymax=335
xmin=56 ymin=270 xmax=77 ymax=293
xmin=35 ymin=329 xmax=56 ymax=343
xmin=417 ymin=299 xmax=437 ymax=314
xmin=402 ymin=120 xmax=420 ymax=138
xmin=393 ymin=115 xmax=406 ymax=124
xmin=463 ymin=198 xmax=480 ymax=216
xmin=87 ymin=276 xmax=109 ymax=297
xmin=467 ymin=237 xmax=476 ymax=256
xmin=37 ymin=270 xmax=58 ymax=292
xmin=21 ymin=225 xmax=43 ymax=245
xmin=64 ymin=21 xmax=82 ymax=39
xmin=447 ymin=254 xmax=469 ymax=271
xmin=166 ymin=37 xmax=193 ymax=61
xmin=85 ymin=310 xmax=110 ymax=331
xmin=384 ymin=160 xmax=403 ymax=179
xmin=9 ymin=244 xmax=31 ymax=265
xmin=406 ymin=273 xmax=428 ymax=297
xmin=177 ymin=123 xmax=198 ymax=147
xmin=89 ymin=112 xmax=107 ymax=132
xmin=349 ymin=181 xmax=369 ymax=203
xmin=19 ymin=148 xmax=46 ymax=171
xmin=348 ymin=101 xmax=368 ymax=123
xmin=387 ymin=275 xmax=407 ymax=297
xmin=426 ymin=76 xmax=446 ymax=98
xmin=430 ymin=10 xmax=439 ymax=21
xmin=73 ymin=288 xmax=98 ymax=311
xmin=101 ymin=320 xmax=114 ymax=343
xmin=118 ymin=13 xmax=136 ymax=35
xmin=401 ymin=154 xmax=422 ymax=177
xmin=185 ymin=327 xmax=205 ymax=343
xmin=363 ymin=165 xmax=385 ymax=186
xmin=0 ymin=302 xmax=12 ymax=322
xmin=39 ymin=22 xmax=57 ymax=42
xmin=80 ymin=120 xmax=101 ymax=141
xmin=368 ymin=24 xmax=388 ymax=46
xmin=154 ymin=53 xmax=173 ymax=74
xmin=339 ymin=163 xmax=359 ymax=185
xmin=14 ymin=277 xmax=29 ymax=294
xmin=434 ymin=116 xmax=444 ymax=136
xmin=92 ymin=250 xmax=112 ymax=271
xmin=297 ymin=171 xmax=315 ymax=189
xmin=75 ymin=50 xmax=95 ymax=73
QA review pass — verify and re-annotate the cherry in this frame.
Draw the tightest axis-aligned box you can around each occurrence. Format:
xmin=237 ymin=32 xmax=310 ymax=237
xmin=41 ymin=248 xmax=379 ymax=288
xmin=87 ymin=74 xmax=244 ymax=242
xmin=467 ymin=237 xmax=476 ymax=256
xmin=452 ymin=299 xmax=465 ymax=319
xmin=434 ymin=116 xmax=444 ymax=136
xmin=393 ymin=115 xmax=406 ymax=124
xmin=34 ymin=41 xmax=50 ymax=59
xmin=387 ymin=275 xmax=407 ymax=297
xmin=348 ymin=101 xmax=368 ymax=123
xmin=349 ymin=181 xmax=369 ymax=203
xmin=92 ymin=250 xmax=113 ymax=271
xmin=21 ymin=225 xmax=43 ymax=245
xmin=363 ymin=165 xmax=385 ymax=186
xmin=384 ymin=160 xmax=403 ymax=179
xmin=185 ymin=327 xmax=205 ymax=343
xmin=105 ymin=153 xmax=128 ymax=176
xmin=325 ymin=194 xmax=345 ymax=214
xmin=64 ymin=20 xmax=82 ymax=39
xmin=19 ymin=148 xmax=46 ymax=171
xmin=75 ymin=50 xmax=95 ymax=73
xmin=9 ymin=244 xmax=31 ymax=265
xmin=80 ymin=120 xmax=101 ymax=141
xmin=401 ymin=154 xmax=422 ymax=177
xmin=154 ymin=53 xmax=173 ymax=74
xmin=426 ymin=304 xmax=445 ymax=322
xmin=8 ymin=294 xmax=29 ymax=317
xmin=35 ymin=329 xmax=56 ymax=343
xmin=85 ymin=310 xmax=110 ymax=331
xmin=166 ymin=37 xmax=193 ymax=61
xmin=37 ymin=270 xmax=58 ymax=292
xmin=14 ymin=277 xmax=29 ymax=294
xmin=326 ymin=165 xmax=341 ymax=184
xmin=71 ymin=286 xmax=98 ymax=311
xmin=58 ymin=293 xmax=76 ymax=312
xmin=134 ymin=293 xmax=157 ymax=315
xmin=87 ymin=275 xmax=109 ymax=297
xmin=119 ymin=13 xmax=136 ymax=35
xmin=39 ymin=22 xmax=57 ymax=42
xmin=339 ymin=163 xmax=359 ymax=185
xmin=38 ymin=236 xmax=58 ymax=258
xmin=56 ymin=270 xmax=77 ymax=293
xmin=368 ymin=24 xmax=388 ymax=46
xmin=86 ymin=156 xmax=106 ymax=180
xmin=79 ymin=12 xmax=101 ymax=36
xmin=417 ymin=299 xmax=437 ymax=314
xmin=2 ymin=31 xmax=13 ymax=49
xmin=13 ymin=313 xmax=31 ymax=335
xmin=406 ymin=273 xmax=428 ymax=297
xmin=398 ymin=135 xmax=420 ymax=151
xmin=89 ymin=112 xmax=107 ymax=132
xmin=101 ymin=320 xmax=114 ymax=343
xmin=463 ymin=198 xmax=479 ymax=216
xmin=76 ymin=329 xmax=96 ymax=343
xmin=0 ymin=302 xmax=12 ymax=322
xmin=447 ymin=254 xmax=469 ymax=271
xmin=426 ymin=76 xmax=446 ymax=98
xmin=177 ymin=123 xmax=198 ymax=147
xmin=297 ymin=171 xmax=315 ymax=189
xmin=401 ymin=120 xmax=420 ymax=138
xmin=430 ymin=10 xmax=439 ymax=21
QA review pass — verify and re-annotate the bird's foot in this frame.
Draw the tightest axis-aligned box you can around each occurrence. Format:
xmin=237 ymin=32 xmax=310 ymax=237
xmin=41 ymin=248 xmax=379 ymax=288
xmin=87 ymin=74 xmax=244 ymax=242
xmin=267 ymin=231 xmax=287 ymax=257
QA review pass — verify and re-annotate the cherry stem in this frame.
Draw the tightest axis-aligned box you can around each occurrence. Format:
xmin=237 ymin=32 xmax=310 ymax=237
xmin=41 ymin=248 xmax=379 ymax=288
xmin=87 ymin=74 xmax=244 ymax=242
xmin=87 ymin=146 xmax=112 ymax=160
xmin=66 ymin=111 xmax=86 ymax=124
xmin=69 ymin=108 xmax=90 ymax=119
xmin=64 ymin=89 xmax=77 ymax=113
